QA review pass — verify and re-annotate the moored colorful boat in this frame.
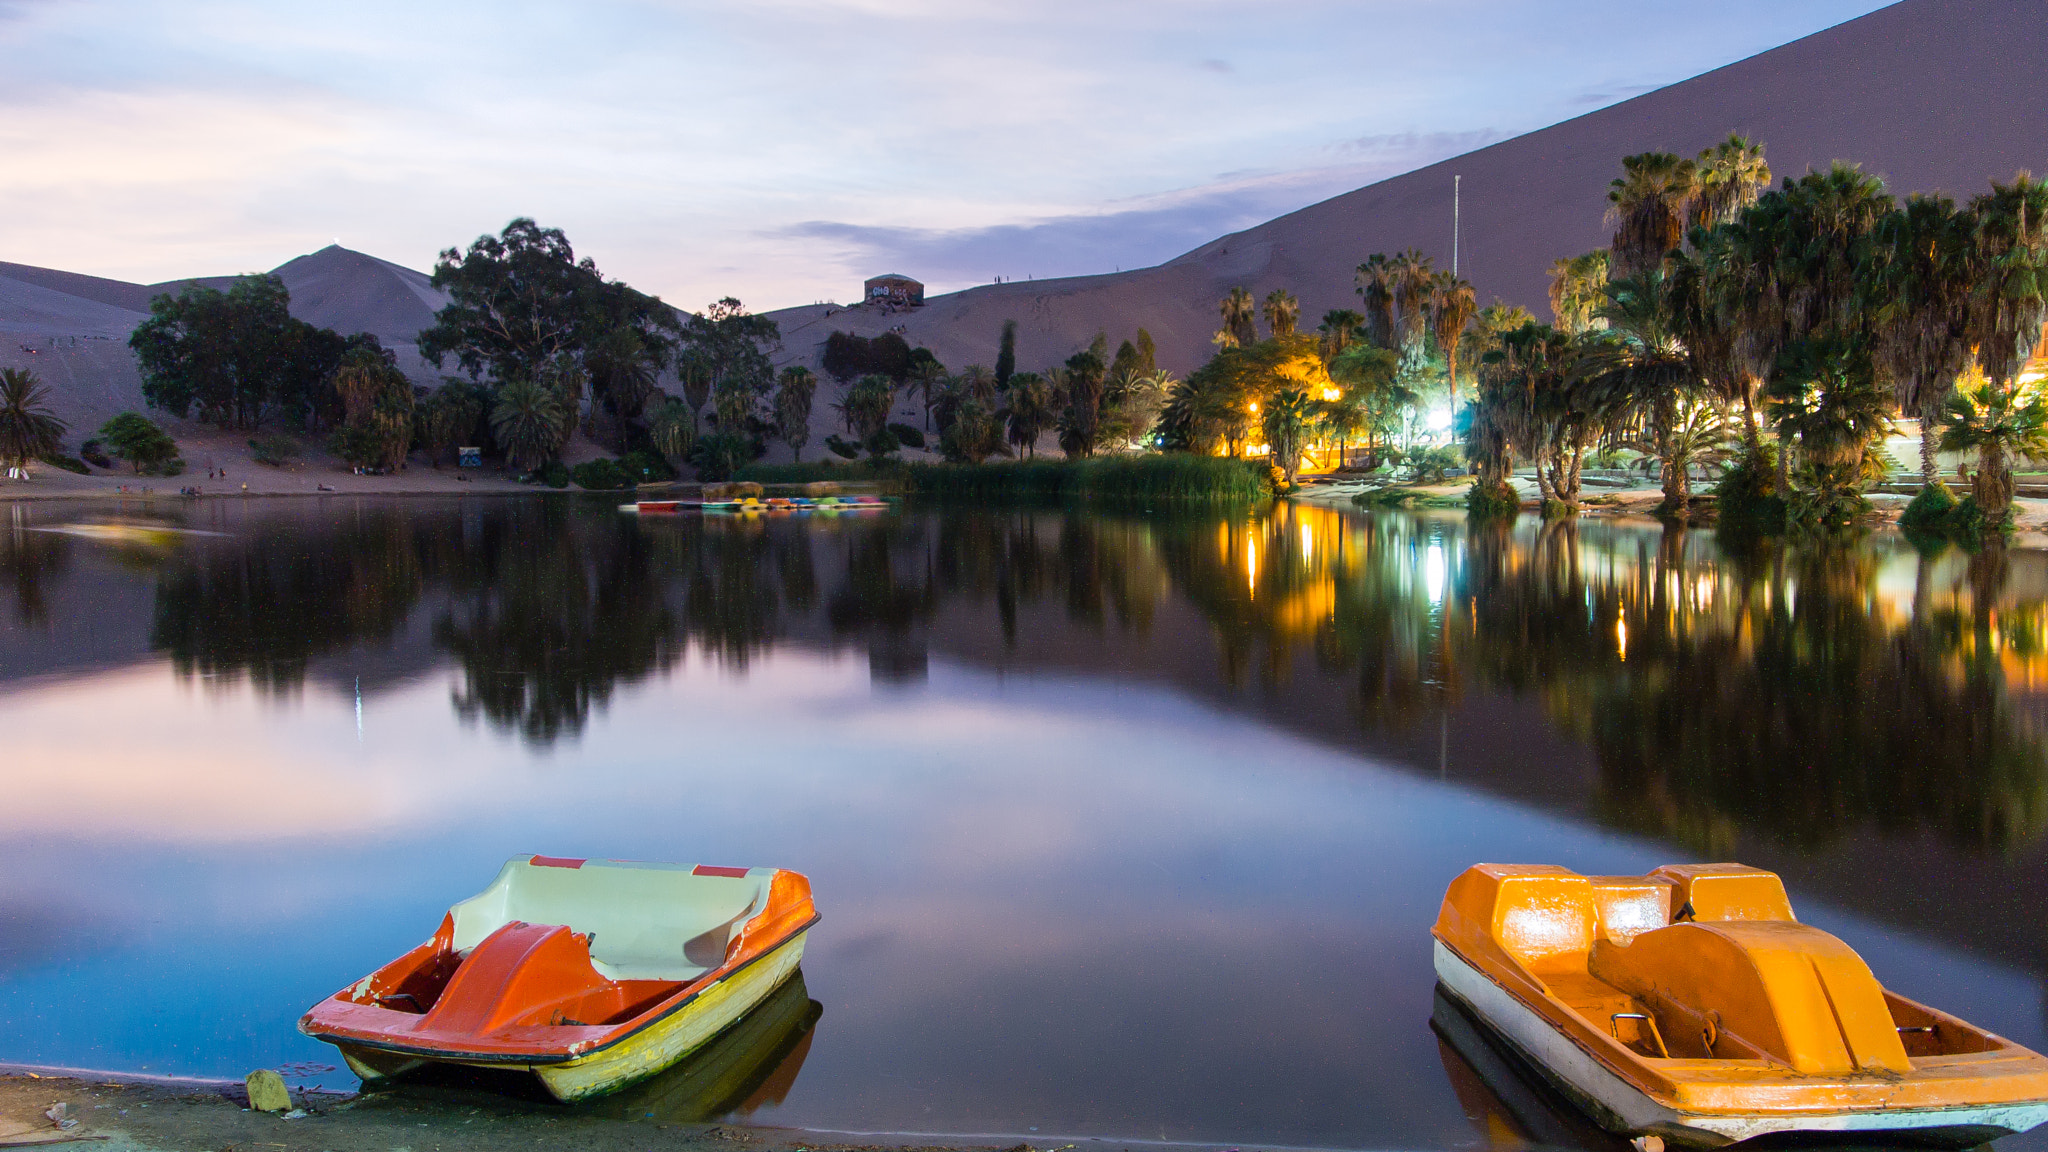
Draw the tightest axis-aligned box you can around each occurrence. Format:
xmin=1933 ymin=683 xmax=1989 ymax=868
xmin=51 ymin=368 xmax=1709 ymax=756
xmin=1433 ymin=863 xmax=2048 ymax=1147
xmin=299 ymin=856 xmax=818 ymax=1101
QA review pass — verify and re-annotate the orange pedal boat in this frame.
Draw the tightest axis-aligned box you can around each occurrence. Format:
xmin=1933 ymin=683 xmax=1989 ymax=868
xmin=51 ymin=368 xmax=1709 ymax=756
xmin=300 ymin=856 xmax=818 ymax=1101
xmin=1433 ymin=863 xmax=2048 ymax=1147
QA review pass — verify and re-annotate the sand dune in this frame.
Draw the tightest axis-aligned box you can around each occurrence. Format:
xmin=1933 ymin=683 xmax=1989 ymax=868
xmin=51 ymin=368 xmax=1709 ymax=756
xmin=3 ymin=0 xmax=2043 ymax=463
xmin=762 ymin=0 xmax=2048 ymax=381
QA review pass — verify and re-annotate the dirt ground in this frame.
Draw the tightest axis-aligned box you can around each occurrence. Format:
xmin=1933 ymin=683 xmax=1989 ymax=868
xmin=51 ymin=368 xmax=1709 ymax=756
xmin=0 ymin=1073 xmax=1138 ymax=1152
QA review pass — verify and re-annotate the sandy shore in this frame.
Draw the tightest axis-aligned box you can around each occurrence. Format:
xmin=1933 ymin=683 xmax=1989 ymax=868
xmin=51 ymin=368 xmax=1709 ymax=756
xmin=0 ymin=1072 xmax=1109 ymax=1152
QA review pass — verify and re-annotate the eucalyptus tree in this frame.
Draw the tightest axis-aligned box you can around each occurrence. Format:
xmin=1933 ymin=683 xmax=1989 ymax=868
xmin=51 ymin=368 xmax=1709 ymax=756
xmin=0 ymin=369 xmax=65 ymax=468
xmin=1262 ymin=290 xmax=1300 ymax=339
xmin=1867 ymin=194 xmax=1977 ymax=482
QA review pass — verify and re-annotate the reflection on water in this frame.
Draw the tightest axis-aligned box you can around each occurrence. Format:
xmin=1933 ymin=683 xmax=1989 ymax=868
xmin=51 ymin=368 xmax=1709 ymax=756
xmin=383 ymin=972 xmax=822 ymax=1125
xmin=5 ymin=496 xmax=2048 ymax=1149
xmin=47 ymin=498 xmax=2042 ymax=856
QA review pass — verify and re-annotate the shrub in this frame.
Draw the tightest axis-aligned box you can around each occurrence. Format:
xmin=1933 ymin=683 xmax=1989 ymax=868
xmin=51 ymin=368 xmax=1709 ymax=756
xmin=79 ymin=439 xmax=111 ymax=468
xmin=1899 ymin=479 xmax=1961 ymax=530
xmin=539 ymin=460 xmax=571 ymax=488
xmin=1787 ymin=460 xmax=1870 ymax=531
xmin=824 ymin=434 xmax=861 ymax=460
xmin=1407 ymin=444 xmax=1462 ymax=484
xmin=249 ymin=431 xmax=298 ymax=466
xmin=98 ymin=412 xmax=180 ymax=474
xmin=570 ymin=458 xmax=630 ymax=490
xmin=328 ymin=423 xmax=384 ymax=470
xmin=1465 ymin=479 xmax=1520 ymax=518
xmin=888 ymin=422 xmax=926 ymax=450
xmin=1712 ymin=442 xmax=1786 ymax=531
xmin=691 ymin=431 xmax=760 ymax=481
xmin=618 ymin=450 xmax=674 ymax=484
xmin=38 ymin=453 xmax=89 ymax=475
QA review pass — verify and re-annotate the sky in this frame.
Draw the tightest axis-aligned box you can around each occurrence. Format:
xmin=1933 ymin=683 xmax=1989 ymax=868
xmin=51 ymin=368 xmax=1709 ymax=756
xmin=0 ymin=0 xmax=1897 ymax=312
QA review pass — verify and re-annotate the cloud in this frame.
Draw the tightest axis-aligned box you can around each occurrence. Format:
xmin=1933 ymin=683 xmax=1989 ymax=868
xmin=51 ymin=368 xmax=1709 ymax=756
xmin=773 ymin=130 xmax=1507 ymax=291
xmin=1198 ymin=58 xmax=1232 ymax=73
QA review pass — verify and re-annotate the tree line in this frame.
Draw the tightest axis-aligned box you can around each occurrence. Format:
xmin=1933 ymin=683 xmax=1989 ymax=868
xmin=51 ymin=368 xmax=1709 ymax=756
xmin=1464 ymin=135 xmax=2048 ymax=537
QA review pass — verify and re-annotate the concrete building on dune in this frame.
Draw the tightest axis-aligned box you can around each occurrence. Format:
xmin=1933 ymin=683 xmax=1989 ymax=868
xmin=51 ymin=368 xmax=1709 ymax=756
xmin=864 ymin=274 xmax=923 ymax=308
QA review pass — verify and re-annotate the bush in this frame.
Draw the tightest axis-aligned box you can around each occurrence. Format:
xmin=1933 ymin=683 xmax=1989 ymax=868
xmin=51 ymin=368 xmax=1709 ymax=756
xmin=1899 ymin=479 xmax=1960 ymax=530
xmin=1787 ymin=460 xmax=1870 ymax=531
xmin=618 ymin=450 xmax=674 ymax=484
xmin=888 ymin=422 xmax=926 ymax=450
xmin=1713 ymin=442 xmax=1787 ymax=531
xmin=570 ymin=458 xmax=630 ymax=490
xmin=328 ymin=424 xmax=384 ymax=470
xmin=691 ymin=431 xmax=761 ymax=481
xmin=79 ymin=440 xmax=112 ymax=469
xmin=37 ymin=453 xmax=89 ymax=475
xmin=824 ymin=434 xmax=861 ymax=460
xmin=1903 ymin=481 xmax=2009 ymax=542
xmin=249 ymin=431 xmax=298 ymax=466
xmin=1465 ymin=479 xmax=1520 ymax=518
xmin=539 ymin=460 xmax=570 ymax=488
xmin=97 ymin=412 xmax=180 ymax=474
xmin=1407 ymin=444 xmax=1462 ymax=484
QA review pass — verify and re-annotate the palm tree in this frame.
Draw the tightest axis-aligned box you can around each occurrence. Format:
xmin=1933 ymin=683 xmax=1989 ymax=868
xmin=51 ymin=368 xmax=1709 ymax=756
xmin=1317 ymin=309 xmax=1365 ymax=364
xmin=1429 ymin=271 xmax=1477 ymax=405
xmin=1961 ymin=172 xmax=2048 ymax=509
xmin=772 ymin=367 xmax=816 ymax=461
xmin=1939 ymin=372 xmax=2048 ymax=529
xmin=1261 ymin=388 xmax=1314 ymax=484
xmin=1262 ymin=289 xmax=1300 ymax=338
xmin=1354 ymin=254 xmax=1397 ymax=350
xmin=649 ymin=398 xmax=697 ymax=470
xmin=1387 ymin=249 xmax=1437 ymax=360
xmin=1578 ymin=272 xmax=1700 ymax=512
xmin=1691 ymin=134 xmax=1771 ymax=230
xmin=0 ymin=369 xmax=67 ymax=469
xmin=1003 ymin=372 xmax=1054 ymax=458
xmin=1218 ymin=287 xmax=1258 ymax=348
xmin=491 ymin=377 xmax=569 ymax=472
xmin=1867 ymin=194 xmax=1976 ymax=483
xmin=834 ymin=373 xmax=896 ymax=443
xmin=1606 ymin=152 xmax=1698 ymax=278
xmin=1546 ymin=251 xmax=1609 ymax=334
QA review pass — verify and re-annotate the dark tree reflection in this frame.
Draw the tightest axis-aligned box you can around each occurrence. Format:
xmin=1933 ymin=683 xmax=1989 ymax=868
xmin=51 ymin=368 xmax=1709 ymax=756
xmin=118 ymin=496 xmax=2048 ymax=845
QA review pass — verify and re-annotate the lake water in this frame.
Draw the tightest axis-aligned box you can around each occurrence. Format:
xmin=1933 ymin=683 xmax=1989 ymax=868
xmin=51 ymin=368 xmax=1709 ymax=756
xmin=4 ymin=495 xmax=2047 ymax=1151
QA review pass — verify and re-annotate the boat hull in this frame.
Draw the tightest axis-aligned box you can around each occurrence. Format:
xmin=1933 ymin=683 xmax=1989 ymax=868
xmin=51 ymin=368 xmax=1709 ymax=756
xmin=339 ymin=930 xmax=808 ymax=1102
xmin=1434 ymin=939 xmax=2048 ymax=1147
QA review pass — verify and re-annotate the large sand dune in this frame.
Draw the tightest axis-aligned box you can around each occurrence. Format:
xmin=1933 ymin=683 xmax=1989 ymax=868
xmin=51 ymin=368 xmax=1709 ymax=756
xmin=762 ymin=0 xmax=2048 ymax=382
xmin=2 ymin=0 xmax=2043 ymax=461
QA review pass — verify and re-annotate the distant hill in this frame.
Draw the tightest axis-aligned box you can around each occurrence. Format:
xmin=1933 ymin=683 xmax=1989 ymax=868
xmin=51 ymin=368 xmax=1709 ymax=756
xmin=0 ymin=245 xmax=447 ymax=433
